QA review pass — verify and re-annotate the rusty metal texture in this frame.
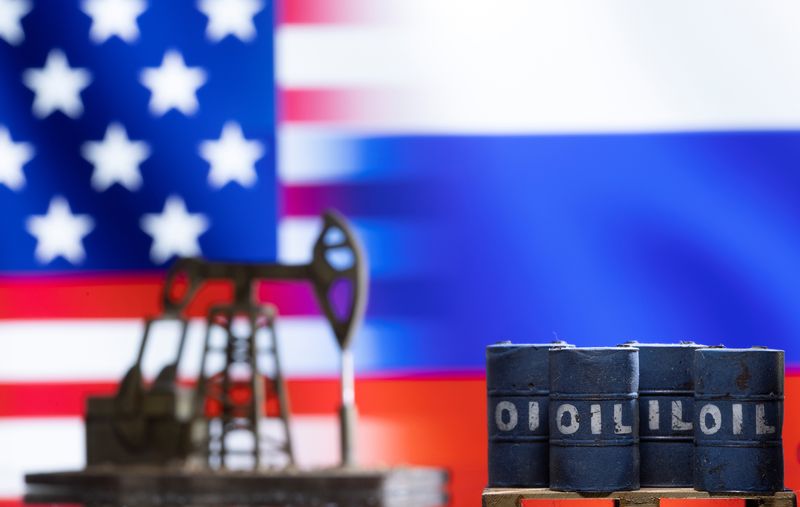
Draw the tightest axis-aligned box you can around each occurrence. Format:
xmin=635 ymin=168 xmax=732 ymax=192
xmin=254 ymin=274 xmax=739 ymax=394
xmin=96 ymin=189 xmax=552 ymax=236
xmin=549 ymin=346 xmax=640 ymax=492
xmin=85 ymin=316 xmax=193 ymax=466
xmin=486 ymin=341 xmax=570 ymax=487
xmin=620 ymin=341 xmax=704 ymax=487
xmin=694 ymin=347 xmax=785 ymax=493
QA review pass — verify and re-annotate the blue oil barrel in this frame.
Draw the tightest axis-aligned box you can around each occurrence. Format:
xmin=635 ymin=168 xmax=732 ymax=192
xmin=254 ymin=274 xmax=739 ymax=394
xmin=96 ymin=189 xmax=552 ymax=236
xmin=621 ymin=341 xmax=704 ymax=487
xmin=694 ymin=347 xmax=784 ymax=492
xmin=549 ymin=347 xmax=640 ymax=492
xmin=486 ymin=341 xmax=568 ymax=487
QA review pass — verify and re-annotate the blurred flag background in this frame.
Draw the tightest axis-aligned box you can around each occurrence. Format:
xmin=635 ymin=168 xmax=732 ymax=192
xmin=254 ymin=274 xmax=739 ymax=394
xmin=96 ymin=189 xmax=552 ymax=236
xmin=1 ymin=1 xmax=800 ymax=507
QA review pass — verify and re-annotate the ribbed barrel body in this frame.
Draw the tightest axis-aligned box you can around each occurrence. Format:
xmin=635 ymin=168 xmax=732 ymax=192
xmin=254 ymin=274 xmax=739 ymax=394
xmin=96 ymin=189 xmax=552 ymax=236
xmin=486 ymin=343 xmax=553 ymax=487
xmin=549 ymin=347 xmax=640 ymax=492
xmin=694 ymin=348 xmax=784 ymax=493
xmin=635 ymin=342 xmax=703 ymax=487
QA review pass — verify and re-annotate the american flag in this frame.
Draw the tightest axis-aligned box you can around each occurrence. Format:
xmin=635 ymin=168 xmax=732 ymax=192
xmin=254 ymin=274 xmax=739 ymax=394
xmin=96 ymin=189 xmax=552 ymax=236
xmin=0 ymin=2 xmax=443 ymax=503
xmin=0 ymin=0 xmax=371 ymax=501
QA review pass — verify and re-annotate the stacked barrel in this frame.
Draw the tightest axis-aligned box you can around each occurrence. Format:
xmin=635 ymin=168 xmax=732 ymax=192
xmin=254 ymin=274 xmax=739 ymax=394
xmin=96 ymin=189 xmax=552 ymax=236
xmin=629 ymin=342 xmax=703 ymax=488
xmin=486 ymin=342 xmax=785 ymax=492
xmin=694 ymin=347 xmax=784 ymax=492
xmin=486 ymin=342 xmax=553 ymax=487
xmin=549 ymin=347 xmax=639 ymax=491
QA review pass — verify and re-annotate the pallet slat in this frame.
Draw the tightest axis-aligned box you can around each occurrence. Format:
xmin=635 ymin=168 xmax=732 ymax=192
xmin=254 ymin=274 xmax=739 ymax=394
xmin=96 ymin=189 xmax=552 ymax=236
xmin=483 ymin=488 xmax=797 ymax=507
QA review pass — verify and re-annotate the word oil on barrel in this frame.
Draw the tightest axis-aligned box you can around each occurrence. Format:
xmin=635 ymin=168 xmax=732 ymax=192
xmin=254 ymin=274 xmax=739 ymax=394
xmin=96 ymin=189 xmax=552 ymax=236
xmin=694 ymin=347 xmax=784 ymax=493
xmin=486 ymin=342 xmax=568 ymax=487
xmin=549 ymin=347 xmax=640 ymax=492
xmin=622 ymin=341 xmax=704 ymax=487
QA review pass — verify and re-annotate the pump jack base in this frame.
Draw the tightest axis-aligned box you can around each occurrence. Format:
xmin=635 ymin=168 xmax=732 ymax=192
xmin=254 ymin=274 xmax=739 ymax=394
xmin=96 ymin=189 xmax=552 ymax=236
xmin=25 ymin=466 xmax=449 ymax=507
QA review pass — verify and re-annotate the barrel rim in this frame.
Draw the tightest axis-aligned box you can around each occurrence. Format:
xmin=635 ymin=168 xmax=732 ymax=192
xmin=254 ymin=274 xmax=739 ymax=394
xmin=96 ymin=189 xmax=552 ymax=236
xmin=550 ymin=392 xmax=638 ymax=400
xmin=638 ymin=389 xmax=694 ymax=395
xmin=694 ymin=393 xmax=784 ymax=400
xmin=487 ymin=342 xmax=573 ymax=350
xmin=618 ymin=342 xmax=708 ymax=348
xmin=696 ymin=347 xmax=784 ymax=353
xmin=549 ymin=439 xmax=640 ymax=446
xmin=694 ymin=440 xmax=783 ymax=447
xmin=640 ymin=435 xmax=694 ymax=442
xmin=490 ymin=435 xmax=549 ymax=443
xmin=549 ymin=346 xmax=638 ymax=352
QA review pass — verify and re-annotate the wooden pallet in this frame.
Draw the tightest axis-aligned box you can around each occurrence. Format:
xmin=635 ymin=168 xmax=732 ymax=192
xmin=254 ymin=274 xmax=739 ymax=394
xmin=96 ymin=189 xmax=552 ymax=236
xmin=483 ymin=487 xmax=797 ymax=507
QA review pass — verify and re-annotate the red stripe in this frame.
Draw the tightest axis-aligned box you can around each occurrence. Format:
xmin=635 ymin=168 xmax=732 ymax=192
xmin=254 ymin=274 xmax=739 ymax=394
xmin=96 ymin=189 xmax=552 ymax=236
xmin=0 ymin=378 xmax=419 ymax=418
xmin=0 ymin=377 xmax=493 ymax=418
xmin=0 ymin=382 xmax=116 ymax=417
xmin=0 ymin=275 xmax=319 ymax=319
xmin=277 ymin=0 xmax=378 ymax=25
xmin=282 ymin=183 xmax=365 ymax=216
xmin=280 ymin=88 xmax=360 ymax=123
xmin=278 ymin=88 xmax=397 ymax=124
xmin=278 ymin=88 xmax=390 ymax=124
xmin=281 ymin=182 xmax=429 ymax=217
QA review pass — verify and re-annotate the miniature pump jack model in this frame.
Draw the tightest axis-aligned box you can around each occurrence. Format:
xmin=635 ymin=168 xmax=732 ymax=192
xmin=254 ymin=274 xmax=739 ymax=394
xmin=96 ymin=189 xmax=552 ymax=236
xmin=86 ymin=209 xmax=366 ymax=470
xmin=25 ymin=210 xmax=448 ymax=507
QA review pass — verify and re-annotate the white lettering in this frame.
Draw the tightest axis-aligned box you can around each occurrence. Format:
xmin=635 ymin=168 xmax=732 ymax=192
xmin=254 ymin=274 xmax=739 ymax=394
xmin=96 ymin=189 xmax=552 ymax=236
xmin=699 ymin=404 xmax=722 ymax=435
xmin=614 ymin=403 xmax=632 ymax=434
xmin=495 ymin=401 xmax=517 ymax=431
xmin=732 ymin=403 xmax=743 ymax=435
xmin=671 ymin=400 xmax=693 ymax=431
xmin=529 ymin=401 xmax=540 ymax=431
xmin=556 ymin=404 xmax=580 ymax=435
xmin=648 ymin=400 xmax=660 ymax=430
xmin=591 ymin=404 xmax=602 ymax=434
xmin=756 ymin=404 xmax=776 ymax=435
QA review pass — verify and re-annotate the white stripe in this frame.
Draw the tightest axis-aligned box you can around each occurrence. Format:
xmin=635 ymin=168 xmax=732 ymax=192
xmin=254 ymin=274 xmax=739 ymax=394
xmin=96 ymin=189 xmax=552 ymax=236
xmin=278 ymin=0 xmax=800 ymax=132
xmin=278 ymin=26 xmax=407 ymax=88
xmin=278 ymin=127 xmax=363 ymax=184
xmin=2 ymin=416 xmax=389 ymax=496
xmin=0 ymin=317 xmax=406 ymax=381
xmin=278 ymin=217 xmax=323 ymax=264
xmin=0 ymin=418 xmax=83 ymax=496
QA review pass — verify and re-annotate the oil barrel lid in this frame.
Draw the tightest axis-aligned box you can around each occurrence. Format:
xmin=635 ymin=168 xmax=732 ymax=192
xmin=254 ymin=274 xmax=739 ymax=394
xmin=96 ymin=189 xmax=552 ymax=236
xmin=619 ymin=340 xmax=705 ymax=348
xmin=702 ymin=345 xmax=783 ymax=352
xmin=489 ymin=339 xmax=574 ymax=347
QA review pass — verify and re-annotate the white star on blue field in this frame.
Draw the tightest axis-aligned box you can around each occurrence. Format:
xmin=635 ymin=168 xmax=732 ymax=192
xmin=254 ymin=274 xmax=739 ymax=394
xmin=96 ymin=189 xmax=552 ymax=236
xmin=0 ymin=0 xmax=276 ymax=270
